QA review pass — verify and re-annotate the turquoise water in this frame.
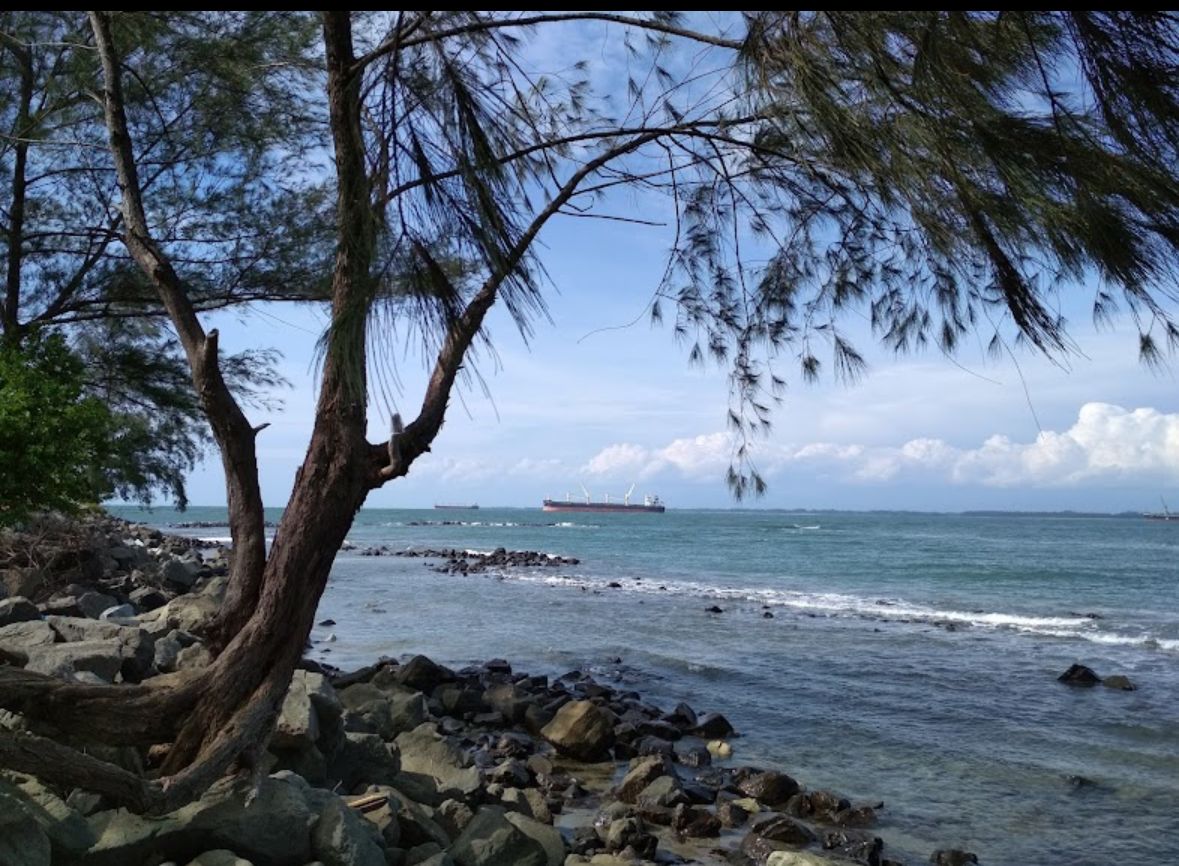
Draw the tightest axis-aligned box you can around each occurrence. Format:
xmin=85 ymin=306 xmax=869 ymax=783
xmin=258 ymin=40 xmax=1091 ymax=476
xmin=114 ymin=505 xmax=1179 ymax=866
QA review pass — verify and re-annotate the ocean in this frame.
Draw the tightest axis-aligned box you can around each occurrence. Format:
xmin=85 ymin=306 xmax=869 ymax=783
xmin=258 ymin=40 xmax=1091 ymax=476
xmin=111 ymin=505 xmax=1179 ymax=866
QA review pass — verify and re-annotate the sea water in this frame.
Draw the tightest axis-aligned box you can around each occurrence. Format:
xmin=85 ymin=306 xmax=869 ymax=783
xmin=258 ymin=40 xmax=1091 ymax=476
xmin=114 ymin=506 xmax=1179 ymax=866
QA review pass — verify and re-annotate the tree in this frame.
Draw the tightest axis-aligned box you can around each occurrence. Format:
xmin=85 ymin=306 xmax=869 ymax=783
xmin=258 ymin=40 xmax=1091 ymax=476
xmin=1 ymin=10 xmax=1177 ymax=813
xmin=0 ymin=10 xmax=325 ymax=508
xmin=0 ymin=333 xmax=114 ymax=525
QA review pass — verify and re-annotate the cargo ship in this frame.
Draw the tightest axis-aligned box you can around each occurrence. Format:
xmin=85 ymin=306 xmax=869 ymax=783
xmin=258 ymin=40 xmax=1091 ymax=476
xmin=542 ymin=484 xmax=665 ymax=514
xmin=434 ymin=503 xmax=479 ymax=510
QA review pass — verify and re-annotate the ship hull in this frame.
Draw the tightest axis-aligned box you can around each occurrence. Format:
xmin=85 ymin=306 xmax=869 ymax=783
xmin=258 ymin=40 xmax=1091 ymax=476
xmin=542 ymin=500 xmax=665 ymax=513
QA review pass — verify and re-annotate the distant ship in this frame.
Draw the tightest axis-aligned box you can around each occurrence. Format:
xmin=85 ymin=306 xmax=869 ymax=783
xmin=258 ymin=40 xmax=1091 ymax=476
xmin=434 ymin=503 xmax=479 ymax=510
xmin=543 ymin=484 xmax=665 ymax=514
xmin=1143 ymin=497 xmax=1173 ymax=521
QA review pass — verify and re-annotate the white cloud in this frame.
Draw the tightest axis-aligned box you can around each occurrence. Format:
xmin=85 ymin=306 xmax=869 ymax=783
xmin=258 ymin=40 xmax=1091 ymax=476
xmin=581 ymin=402 xmax=1179 ymax=488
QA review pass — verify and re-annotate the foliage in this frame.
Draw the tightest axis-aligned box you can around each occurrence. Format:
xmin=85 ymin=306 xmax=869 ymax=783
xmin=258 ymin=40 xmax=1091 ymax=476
xmin=0 ymin=334 xmax=113 ymax=525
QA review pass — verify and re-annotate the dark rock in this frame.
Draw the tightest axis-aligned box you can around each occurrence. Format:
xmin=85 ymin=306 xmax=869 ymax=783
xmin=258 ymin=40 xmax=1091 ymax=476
xmin=397 ymin=655 xmax=456 ymax=692
xmin=931 ymin=850 xmax=979 ymax=866
xmin=737 ymin=770 xmax=801 ymax=806
xmin=319 ymin=618 xmax=337 ymax=626
xmin=670 ymin=803 xmax=721 ymax=838
xmin=569 ymin=825 xmax=601 ymax=855
xmin=705 ymin=605 xmax=724 ymax=613
xmin=0 ymin=597 xmax=41 ymax=627
xmin=635 ymin=735 xmax=676 ymax=759
xmin=128 ymin=586 xmax=168 ymax=611
xmin=834 ymin=805 xmax=877 ymax=828
xmin=1057 ymin=663 xmax=1101 ymax=687
xmin=311 ymin=798 xmax=387 ymax=866
xmin=716 ymin=799 xmax=749 ymax=828
xmin=0 ymin=787 xmax=51 ymax=866
xmin=2 ymin=567 xmax=46 ymax=601
xmin=603 ymin=816 xmax=657 ymax=859
xmin=693 ymin=712 xmax=735 ymax=738
xmin=824 ymin=829 xmax=884 ymax=864
xmin=665 ymin=701 xmax=698 ymax=730
xmin=740 ymin=814 xmax=817 ymax=861
xmin=448 ymin=805 xmax=556 ymax=866
xmin=1102 ymin=674 xmax=1137 ymax=691
xmin=636 ymin=774 xmax=687 ymax=809
xmin=677 ymin=745 xmax=712 ymax=768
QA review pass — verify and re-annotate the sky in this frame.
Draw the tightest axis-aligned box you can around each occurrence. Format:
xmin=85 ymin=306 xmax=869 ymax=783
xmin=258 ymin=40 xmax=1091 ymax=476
xmin=161 ymin=16 xmax=1179 ymax=514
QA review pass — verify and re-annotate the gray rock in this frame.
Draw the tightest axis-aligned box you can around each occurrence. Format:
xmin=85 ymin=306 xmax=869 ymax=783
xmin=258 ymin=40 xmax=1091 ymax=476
xmin=84 ymin=775 xmax=315 ymax=866
xmin=275 ymin=671 xmax=325 ymax=751
xmin=0 ymin=596 xmax=40 ymax=626
xmin=616 ymin=756 xmax=669 ymax=804
xmin=310 ymin=799 xmax=387 ymax=866
xmin=176 ymin=642 xmax=212 ymax=671
xmin=76 ymin=591 xmax=119 ymax=620
xmin=154 ymin=632 xmax=183 ymax=672
xmin=740 ymin=815 xmax=817 ymax=862
xmin=603 ymin=816 xmax=657 ymax=859
xmin=0 ymin=619 xmax=56 ymax=653
xmin=25 ymin=640 xmax=127 ymax=682
xmin=162 ymin=558 xmax=202 ymax=589
xmin=636 ymin=774 xmax=686 ymax=809
xmin=183 ymin=851 xmax=255 ymax=866
xmin=129 ymin=586 xmax=169 ymax=611
xmin=931 ymin=850 xmax=979 ymax=866
xmin=100 ymin=603 xmax=138 ymax=620
xmin=539 ymin=700 xmax=615 ymax=761
xmin=503 ymin=811 xmax=564 ymax=866
xmin=693 ymin=712 xmax=735 ymax=738
xmin=332 ymin=732 xmax=402 ymax=792
xmin=449 ymin=806 xmax=549 ymax=866
xmin=765 ymin=852 xmax=838 ymax=866
xmin=42 ymin=616 xmax=155 ymax=681
xmin=340 ymin=683 xmax=398 ymax=740
xmin=395 ymin=724 xmax=481 ymax=803
xmin=0 ymin=788 xmax=51 ymax=866
xmin=436 ymin=799 xmax=474 ymax=838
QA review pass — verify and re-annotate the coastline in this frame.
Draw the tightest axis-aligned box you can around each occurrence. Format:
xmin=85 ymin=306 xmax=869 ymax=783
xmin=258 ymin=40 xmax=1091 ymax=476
xmin=0 ymin=512 xmax=984 ymax=865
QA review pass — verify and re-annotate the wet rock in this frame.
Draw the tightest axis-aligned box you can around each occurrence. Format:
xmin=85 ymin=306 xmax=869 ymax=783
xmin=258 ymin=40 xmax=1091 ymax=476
xmin=670 ymin=803 xmax=721 ymax=838
xmin=1057 ymin=663 xmax=1101 ymax=687
xmin=487 ymin=759 xmax=530 ymax=787
xmin=740 ymin=814 xmax=817 ymax=862
xmin=603 ymin=816 xmax=657 ymax=859
xmin=694 ymin=712 xmax=735 ymax=738
xmin=183 ymin=850 xmax=253 ymax=866
xmin=765 ymin=853 xmax=838 ymax=866
xmin=0 ymin=596 xmax=40 ymax=626
xmin=930 ymin=850 xmax=979 ymax=866
xmin=616 ymin=755 xmax=672 ymax=803
xmin=737 ymin=770 xmax=801 ymax=806
xmin=834 ymin=805 xmax=877 ymax=828
xmin=823 ymin=828 xmax=883 ymax=863
xmin=716 ymin=798 xmax=750 ymax=828
xmin=677 ymin=744 xmax=712 ymax=768
xmin=1102 ymin=674 xmax=1137 ymax=691
xmin=540 ymin=700 xmax=615 ymax=761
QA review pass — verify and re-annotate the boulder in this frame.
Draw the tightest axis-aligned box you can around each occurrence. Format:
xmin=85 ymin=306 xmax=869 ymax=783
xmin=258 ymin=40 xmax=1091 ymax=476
xmin=716 ymin=799 xmax=750 ymax=828
xmin=25 ymin=641 xmax=129 ymax=682
xmin=275 ymin=670 xmax=331 ymax=751
xmin=162 ymin=558 xmax=202 ymax=589
xmin=76 ymin=591 xmax=119 ymax=620
xmin=602 ymin=816 xmax=657 ymax=859
xmin=616 ymin=756 xmax=670 ymax=803
xmin=540 ymin=700 xmax=615 ymax=761
xmin=636 ymin=775 xmax=687 ymax=809
xmin=184 ymin=852 xmax=254 ymax=866
xmin=449 ymin=806 xmax=551 ymax=866
xmin=129 ymin=586 xmax=169 ymax=611
xmin=176 ymin=643 xmax=212 ymax=671
xmin=394 ymin=724 xmax=481 ymax=803
xmin=0 ymin=596 xmax=40 ymax=626
xmin=340 ymin=683 xmax=398 ymax=740
xmin=84 ymin=774 xmax=316 ymax=866
xmin=310 ymin=799 xmax=387 ymax=866
xmin=740 ymin=815 xmax=817 ymax=862
xmin=766 ymin=852 xmax=839 ymax=866
xmin=822 ymin=829 xmax=883 ymax=863
xmin=1057 ymin=664 xmax=1101 ymax=687
xmin=503 ymin=811 xmax=565 ymax=866
xmin=332 ymin=732 xmax=402 ymax=792
xmin=670 ymin=803 xmax=721 ymax=838
xmin=693 ymin=712 xmax=735 ymax=738
xmin=396 ymin=655 xmax=455 ymax=692
xmin=1102 ymin=674 xmax=1137 ymax=691
xmin=737 ymin=770 xmax=801 ymax=806
xmin=931 ymin=851 xmax=979 ymax=866
xmin=0 ymin=619 xmax=56 ymax=653
xmin=0 ymin=788 xmax=51 ymax=866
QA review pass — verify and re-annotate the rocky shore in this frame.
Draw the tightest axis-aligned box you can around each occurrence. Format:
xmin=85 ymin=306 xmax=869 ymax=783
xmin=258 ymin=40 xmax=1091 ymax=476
xmin=0 ymin=516 xmax=984 ymax=866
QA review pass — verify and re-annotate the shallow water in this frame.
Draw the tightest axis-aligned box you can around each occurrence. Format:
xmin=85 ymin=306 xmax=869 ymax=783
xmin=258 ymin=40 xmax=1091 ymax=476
xmin=116 ymin=505 xmax=1179 ymax=866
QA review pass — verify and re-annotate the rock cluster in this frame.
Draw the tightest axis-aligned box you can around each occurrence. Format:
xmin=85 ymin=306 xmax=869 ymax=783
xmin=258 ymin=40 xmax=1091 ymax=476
xmin=0 ymin=516 xmax=978 ymax=865
xmin=357 ymin=545 xmax=580 ymax=576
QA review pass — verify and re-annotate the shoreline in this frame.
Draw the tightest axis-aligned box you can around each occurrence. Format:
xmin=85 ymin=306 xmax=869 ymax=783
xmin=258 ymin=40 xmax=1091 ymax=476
xmin=0 ymin=513 xmax=986 ymax=865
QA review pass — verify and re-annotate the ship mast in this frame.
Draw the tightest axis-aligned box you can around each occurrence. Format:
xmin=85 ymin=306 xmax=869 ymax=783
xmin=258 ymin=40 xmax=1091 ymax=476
xmin=624 ymin=482 xmax=636 ymax=506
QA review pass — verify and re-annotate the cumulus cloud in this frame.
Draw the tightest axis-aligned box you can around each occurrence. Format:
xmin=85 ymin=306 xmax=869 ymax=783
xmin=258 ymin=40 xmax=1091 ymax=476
xmin=581 ymin=403 xmax=1179 ymax=488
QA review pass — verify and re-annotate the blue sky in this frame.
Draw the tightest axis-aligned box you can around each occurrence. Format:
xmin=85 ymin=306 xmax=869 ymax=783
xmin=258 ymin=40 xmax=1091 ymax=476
xmin=169 ymin=16 xmax=1179 ymax=513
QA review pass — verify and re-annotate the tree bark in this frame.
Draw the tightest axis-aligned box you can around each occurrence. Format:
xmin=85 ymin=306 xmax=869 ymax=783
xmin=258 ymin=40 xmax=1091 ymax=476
xmin=1 ymin=30 xmax=33 ymax=343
